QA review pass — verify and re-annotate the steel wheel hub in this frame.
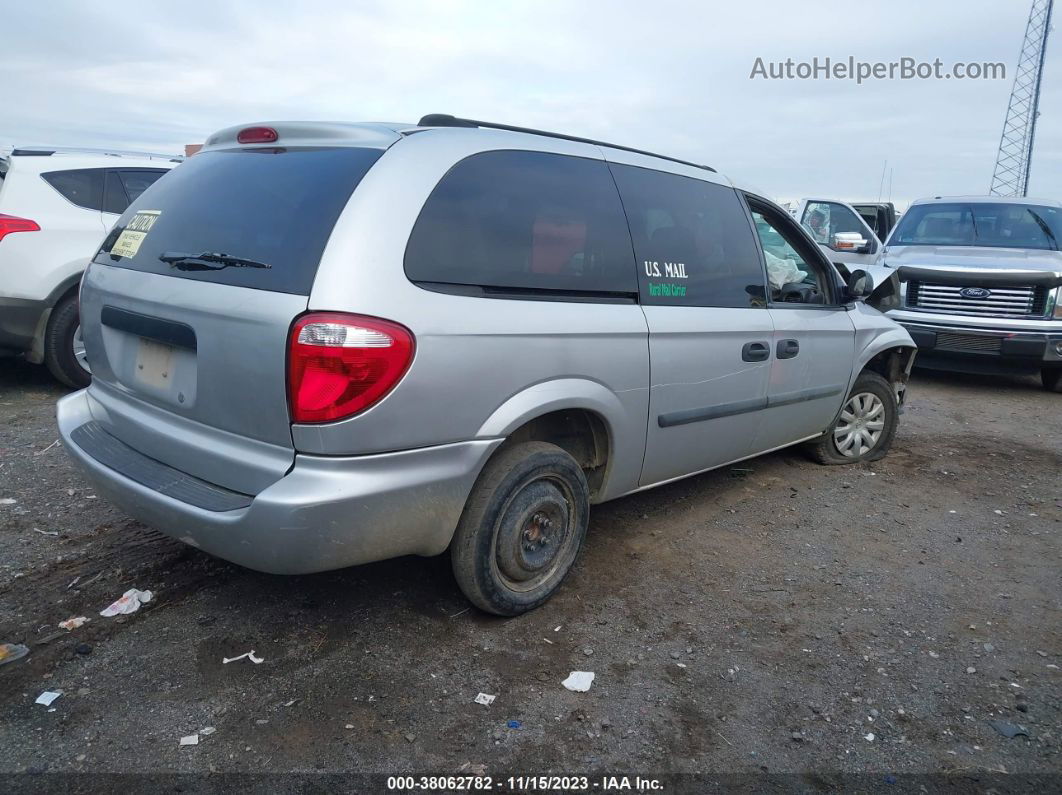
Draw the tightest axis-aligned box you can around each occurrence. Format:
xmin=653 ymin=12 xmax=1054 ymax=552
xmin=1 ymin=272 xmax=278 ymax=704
xmin=495 ymin=480 xmax=570 ymax=584
xmin=833 ymin=392 xmax=885 ymax=458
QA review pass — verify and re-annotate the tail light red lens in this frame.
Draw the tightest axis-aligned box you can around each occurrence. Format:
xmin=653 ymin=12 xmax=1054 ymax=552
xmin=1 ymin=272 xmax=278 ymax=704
xmin=0 ymin=214 xmax=40 ymax=243
xmin=237 ymin=126 xmax=279 ymax=144
xmin=288 ymin=313 xmax=414 ymax=423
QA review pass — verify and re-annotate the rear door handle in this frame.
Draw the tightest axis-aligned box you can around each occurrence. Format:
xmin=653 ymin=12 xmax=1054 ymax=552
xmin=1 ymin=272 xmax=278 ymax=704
xmin=777 ymin=339 xmax=800 ymax=359
xmin=741 ymin=341 xmax=770 ymax=362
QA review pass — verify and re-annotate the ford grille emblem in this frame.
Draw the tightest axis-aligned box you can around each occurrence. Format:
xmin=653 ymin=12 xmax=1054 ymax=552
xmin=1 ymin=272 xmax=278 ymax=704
xmin=959 ymin=287 xmax=992 ymax=299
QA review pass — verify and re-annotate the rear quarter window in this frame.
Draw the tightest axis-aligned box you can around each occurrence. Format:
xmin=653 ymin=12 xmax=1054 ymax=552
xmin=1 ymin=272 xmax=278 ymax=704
xmin=97 ymin=147 xmax=384 ymax=295
xmin=42 ymin=168 xmax=105 ymax=211
xmin=404 ymin=150 xmax=638 ymax=299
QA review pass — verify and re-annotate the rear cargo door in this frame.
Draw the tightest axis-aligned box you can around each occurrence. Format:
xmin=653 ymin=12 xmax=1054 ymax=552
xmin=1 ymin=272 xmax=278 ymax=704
xmin=79 ymin=146 xmax=384 ymax=494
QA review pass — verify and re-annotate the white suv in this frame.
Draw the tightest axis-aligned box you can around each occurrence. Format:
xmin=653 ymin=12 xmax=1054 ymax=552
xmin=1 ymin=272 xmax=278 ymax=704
xmin=0 ymin=147 xmax=178 ymax=386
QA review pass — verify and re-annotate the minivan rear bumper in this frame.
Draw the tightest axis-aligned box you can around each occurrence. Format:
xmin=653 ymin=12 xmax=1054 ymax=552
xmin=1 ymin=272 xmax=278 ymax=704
xmin=58 ymin=389 xmax=501 ymax=574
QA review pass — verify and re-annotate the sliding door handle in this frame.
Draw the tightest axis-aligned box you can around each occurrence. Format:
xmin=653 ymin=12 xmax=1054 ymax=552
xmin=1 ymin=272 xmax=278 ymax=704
xmin=742 ymin=341 xmax=770 ymax=362
xmin=777 ymin=339 xmax=800 ymax=359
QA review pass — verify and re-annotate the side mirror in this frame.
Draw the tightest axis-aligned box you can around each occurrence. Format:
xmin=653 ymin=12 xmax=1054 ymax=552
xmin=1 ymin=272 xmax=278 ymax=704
xmin=831 ymin=232 xmax=870 ymax=254
xmin=846 ymin=269 xmax=873 ymax=300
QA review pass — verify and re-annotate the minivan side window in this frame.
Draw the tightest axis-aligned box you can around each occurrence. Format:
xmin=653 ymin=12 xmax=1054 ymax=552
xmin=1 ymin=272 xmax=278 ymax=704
xmin=42 ymin=169 xmax=106 ymax=211
xmin=608 ymin=164 xmax=766 ymax=308
xmin=404 ymin=151 xmax=637 ymax=299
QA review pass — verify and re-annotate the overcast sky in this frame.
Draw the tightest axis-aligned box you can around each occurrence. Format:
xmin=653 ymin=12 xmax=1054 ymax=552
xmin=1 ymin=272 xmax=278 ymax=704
xmin=5 ymin=0 xmax=1060 ymax=208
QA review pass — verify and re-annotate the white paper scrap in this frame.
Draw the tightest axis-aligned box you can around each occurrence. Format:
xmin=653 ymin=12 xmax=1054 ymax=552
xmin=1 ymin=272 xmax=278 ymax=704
xmin=562 ymin=671 xmax=595 ymax=692
xmin=35 ymin=691 xmax=63 ymax=706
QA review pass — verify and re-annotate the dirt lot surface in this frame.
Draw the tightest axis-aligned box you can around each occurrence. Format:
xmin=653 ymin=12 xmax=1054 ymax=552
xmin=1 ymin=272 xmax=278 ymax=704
xmin=1 ymin=357 xmax=1059 ymax=791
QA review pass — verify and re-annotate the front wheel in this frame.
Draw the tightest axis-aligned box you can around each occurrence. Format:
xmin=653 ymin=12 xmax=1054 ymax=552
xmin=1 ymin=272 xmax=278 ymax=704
xmin=805 ymin=371 xmax=898 ymax=465
xmin=1042 ymin=367 xmax=1062 ymax=393
xmin=451 ymin=441 xmax=589 ymax=616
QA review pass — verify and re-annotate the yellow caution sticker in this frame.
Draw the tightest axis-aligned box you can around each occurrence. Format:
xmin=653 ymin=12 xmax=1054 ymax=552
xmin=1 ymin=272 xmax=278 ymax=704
xmin=111 ymin=210 xmax=161 ymax=259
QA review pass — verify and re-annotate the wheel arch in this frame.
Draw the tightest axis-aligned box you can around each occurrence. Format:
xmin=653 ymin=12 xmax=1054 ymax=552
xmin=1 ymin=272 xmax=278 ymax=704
xmin=26 ymin=273 xmax=84 ymax=364
xmin=475 ymin=379 xmax=628 ymax=501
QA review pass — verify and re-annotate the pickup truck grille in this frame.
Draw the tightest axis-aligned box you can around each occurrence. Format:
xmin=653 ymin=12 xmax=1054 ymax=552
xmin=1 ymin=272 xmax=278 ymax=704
xmin=906 ymin=281 xmax=1048 ymax=317
xmin=934 ymin=332 xmax=1003 ymax=353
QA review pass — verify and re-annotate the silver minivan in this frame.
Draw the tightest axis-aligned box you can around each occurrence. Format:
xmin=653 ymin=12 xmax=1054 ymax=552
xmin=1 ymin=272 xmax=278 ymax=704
xmin=58 ymin=115 xmax=916 ymax=614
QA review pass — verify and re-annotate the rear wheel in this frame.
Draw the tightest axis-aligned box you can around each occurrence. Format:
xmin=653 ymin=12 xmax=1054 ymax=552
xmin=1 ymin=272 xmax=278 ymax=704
xmin=44 ymin=295 xmax=90 ymax=389
xmin=806 ymin=371 xmax=898 ymax=465
xmin=1042 ymin=367 xmax=1062 ymax=393
xmin=451 ymin=441 xmax=589 ymax=616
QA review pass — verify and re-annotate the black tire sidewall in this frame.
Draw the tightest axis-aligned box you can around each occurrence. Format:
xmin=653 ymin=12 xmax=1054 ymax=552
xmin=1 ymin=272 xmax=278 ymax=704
xmin=44 ymin=297 xmax=90 ymax=389
xmin=822 ymin=373 xmax=898 ymax=464
xmin=452 ymin=443 xmax=589 ymax=616
xmin=1042 ymin=367 xmax=1062 ymax=393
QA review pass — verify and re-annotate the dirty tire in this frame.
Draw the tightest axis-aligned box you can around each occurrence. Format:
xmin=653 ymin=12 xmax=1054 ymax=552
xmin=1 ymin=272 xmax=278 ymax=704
xmin=451 ymin=441 xmax=589 ymax=616
xmin=44 ymin=295 xmax=90 ymax=389
xmin=1042 ymin=367 xmax=1062 ymax=393
xmin=805 ymin=371 xmax=898 ymax=465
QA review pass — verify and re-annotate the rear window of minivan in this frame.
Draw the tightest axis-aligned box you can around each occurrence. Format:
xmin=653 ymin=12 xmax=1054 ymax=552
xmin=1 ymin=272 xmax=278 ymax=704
xmin=96 ymin=147 xmax=383 ymax=295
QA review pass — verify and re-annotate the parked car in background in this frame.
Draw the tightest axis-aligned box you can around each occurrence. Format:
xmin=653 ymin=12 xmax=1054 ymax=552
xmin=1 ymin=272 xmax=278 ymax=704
xmin=58 ymin=116 xmax=915 ymax=615
xmin=0 ymin=147 xmax=178 ymax=386
xmin=881 ymin=196 xmax=1062 ymax=391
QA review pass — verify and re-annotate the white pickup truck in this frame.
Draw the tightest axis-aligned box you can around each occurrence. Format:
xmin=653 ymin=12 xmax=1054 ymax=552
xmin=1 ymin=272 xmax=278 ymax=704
xmin=789 ymin=197 xmax=883 ymax=271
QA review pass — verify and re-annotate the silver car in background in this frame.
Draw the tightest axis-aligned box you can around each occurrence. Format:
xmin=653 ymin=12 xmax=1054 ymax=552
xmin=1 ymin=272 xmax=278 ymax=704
xmin=883 ymin=196 xmax=1062 ymax=391
xmin=57 ymin=115 xmax=916 ymax=615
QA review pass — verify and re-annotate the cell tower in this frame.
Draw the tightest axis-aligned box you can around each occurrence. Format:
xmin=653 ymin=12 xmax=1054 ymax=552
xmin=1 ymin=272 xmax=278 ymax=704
xmin=990 ymin=0 xmax=1054 ymax=197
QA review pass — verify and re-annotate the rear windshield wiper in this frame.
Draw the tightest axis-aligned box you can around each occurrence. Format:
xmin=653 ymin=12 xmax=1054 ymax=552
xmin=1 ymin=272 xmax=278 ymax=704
xmin=159 ymin=251 xmax=272 ymax=271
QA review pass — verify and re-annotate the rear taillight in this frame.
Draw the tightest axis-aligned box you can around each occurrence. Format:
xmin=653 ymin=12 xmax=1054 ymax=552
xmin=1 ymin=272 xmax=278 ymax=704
xmin=287 ymin=313 xmax=414 ymax=423
xmin=0 ymin=214 xmax=40 ymax=242
xmin=237 ymin=126 xmax=279 ymax=144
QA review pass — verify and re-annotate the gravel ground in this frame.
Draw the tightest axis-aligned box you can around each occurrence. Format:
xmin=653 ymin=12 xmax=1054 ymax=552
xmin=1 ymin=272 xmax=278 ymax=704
xmin=0 ymin=356 xmax=1059 ymax=791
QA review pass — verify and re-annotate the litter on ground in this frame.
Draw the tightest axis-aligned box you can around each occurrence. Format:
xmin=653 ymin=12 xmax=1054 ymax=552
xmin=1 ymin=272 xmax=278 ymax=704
xmin=222 ymin=650 xmax=264 ymax=665
xmin=988 ymin=720 xmax=1029 ymax=739
xmin=179 ymin=734 xmax=199 ymax=746
xmin=0 ymin=643 xmax=30 ymax=666
xmin=474 ymin=693 xmax=496 ymax=706
xmin=59 ymin=616 xmax=89 ymax=631
xmin=562 ymin=671 xmax=595 ymax=692
xmin=100 ymin=588 xmax=153 ymax=617
xmin=35 ymin=691 xmax=62 ymax=706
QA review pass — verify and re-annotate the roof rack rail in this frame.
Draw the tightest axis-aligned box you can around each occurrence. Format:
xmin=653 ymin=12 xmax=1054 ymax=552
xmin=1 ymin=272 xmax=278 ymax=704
xmin=417 ymin=114 xmax=716 ymax=173
xmin=10 ymin=146 xmax=182 ymax=162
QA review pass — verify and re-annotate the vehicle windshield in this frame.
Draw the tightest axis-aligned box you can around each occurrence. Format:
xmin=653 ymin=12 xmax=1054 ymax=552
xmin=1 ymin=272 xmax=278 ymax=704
xmin=890 ymin=202 xmax=1061 ymax=251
